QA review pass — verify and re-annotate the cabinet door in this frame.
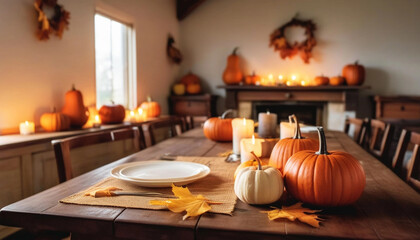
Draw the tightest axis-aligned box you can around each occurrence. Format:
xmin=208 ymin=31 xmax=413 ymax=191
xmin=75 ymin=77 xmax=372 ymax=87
xmin=32 ymin=150 xmax=59 ymax=193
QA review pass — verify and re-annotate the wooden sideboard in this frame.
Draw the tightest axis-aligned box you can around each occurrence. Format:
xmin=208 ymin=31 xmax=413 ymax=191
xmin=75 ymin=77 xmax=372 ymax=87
xmin=374 ymin=95 xmax=420 ymax=120
xmin=169 ymin=94 xmax=217 ymax=117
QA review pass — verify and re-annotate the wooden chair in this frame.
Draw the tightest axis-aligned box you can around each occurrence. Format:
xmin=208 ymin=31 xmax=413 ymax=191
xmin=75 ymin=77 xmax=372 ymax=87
xmin=392 ymin=130 xmax=420 ymax=192
xmin=52 ymin=127 xmax=141 ymax=183
xmin=142 ymin=116 xmax=185 ymax=146
xmin=344 ymin=117 xmax=368 ymax=145
xmin=364 ymin=119 xmax=394 ymax=164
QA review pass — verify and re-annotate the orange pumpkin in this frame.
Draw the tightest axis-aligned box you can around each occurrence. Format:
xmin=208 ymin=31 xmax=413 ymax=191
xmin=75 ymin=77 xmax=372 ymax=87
xmin=222 ymin=47 xmax=243 ymax=85
xmin=244 ymin=72 xmax=261 ymax=85
xmin=284 ymin=127 xmax=366 ymax=207
xmin=180 ymin=72 xmax=200 ymax=86
xmin=234 ymin=158 xmax=269 ymax=179
xmin=99 ymin=103 xmax=126 ymax=124
xmin=139 ymin=96 xmax=161 ymax=118
xmin=342 ymin=61 xmax=365 ymax=86
xmin=40 ymin=109 xmax=71 ymax=132
xmin=329 ymin=76 xmax=345 ymax=86
xmin=314 ymin=75 xmax=329 ymax=86
xmin=269 ymin=115 xmax=318 ymax=174
xmin=186 ymin=83 xmax=201 ymax=94
xmin=203 ymin=110 xmax=233 ymax=142
xmin=62 ymin=85 xmax=89 ymax=127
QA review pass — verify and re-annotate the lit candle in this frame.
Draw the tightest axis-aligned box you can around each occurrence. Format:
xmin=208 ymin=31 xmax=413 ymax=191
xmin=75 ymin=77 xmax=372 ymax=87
xmin=240 ymin=136 xmax=278 ymax=163
xmin=278 ymin=75 xmax=284 ymax=85
xmin=136 ymin=108 xmax=146 ymax=122
xmin=232 ymin=118 xmax=254 ymax=156
xmin=258 ymin=111 xmax=278 ymax=138
xmin=93 ymin=114 xmax=101 ymax=128
xmin=19 ymin=121 xmax=35 ymax=135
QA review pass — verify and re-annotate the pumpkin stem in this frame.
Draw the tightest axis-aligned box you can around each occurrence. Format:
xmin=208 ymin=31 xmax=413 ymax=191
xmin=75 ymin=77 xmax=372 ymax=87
xmin=71 ymin=84 xmax=75 ymax=91
xmin=250 ymin=151 xmax=262 ymax=170
xmin=221 ymin=109 xmax=234 ymax=119
xmin=316 ymin=127 xmax=330 ymax=155
xmin=147 ymin=96 xmax=152 ymax=102
xmin=232 ymin=47 xmax=239 ymax=55
xmin=355 ymin=60 xmax=359 ymax=65
xmin=291 ymin=114 xmax=304 ymax=139
xmin=52 ymin=107 xmax=56 ymax=113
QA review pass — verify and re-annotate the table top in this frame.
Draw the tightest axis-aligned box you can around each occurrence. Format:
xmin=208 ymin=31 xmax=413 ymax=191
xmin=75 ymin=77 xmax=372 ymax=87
xmin=1 ymin=128 xmax=419 ymax=240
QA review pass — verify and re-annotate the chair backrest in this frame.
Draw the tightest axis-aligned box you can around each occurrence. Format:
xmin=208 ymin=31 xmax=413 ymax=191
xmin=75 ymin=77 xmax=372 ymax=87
xmin=143 ymin=116 xmax=185 ymax=146
xmin=52 ymin=127 xmax=141 ymax=183
xmin=344 ymin=117 xmax=368 ymax=145
xmin=365 ymin=119 xmax=394 ymax=162
xmin=392 ymin=130 xmax=420 ymax=192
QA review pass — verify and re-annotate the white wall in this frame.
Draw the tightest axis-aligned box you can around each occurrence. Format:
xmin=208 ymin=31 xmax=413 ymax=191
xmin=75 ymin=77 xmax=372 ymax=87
xmin=0 ymin=0 xmax=179 ymax=130
xmin=179 ymin=0 xmax=420 ymax=114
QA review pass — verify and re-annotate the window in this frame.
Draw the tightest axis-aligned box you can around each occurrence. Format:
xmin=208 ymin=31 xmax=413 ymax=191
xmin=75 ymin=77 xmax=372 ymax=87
xmin=94 ymin=13 xmax=136 ymax=109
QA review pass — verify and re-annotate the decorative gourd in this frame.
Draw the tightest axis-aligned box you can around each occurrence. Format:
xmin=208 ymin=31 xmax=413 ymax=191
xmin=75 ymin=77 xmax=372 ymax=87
xmin=139 ymin=96 xmax=161 ymax=118
xmin=234 ymin=152 xmax=283 ymax=205
xmin=234 ymin=158 xmax=269 ymax=179
xmin=244 ymin=72 xmax=261 ymax=85
xmin=40 ymin=108 xmax=71 ymax=132
xmin=186 ymin=83 xmax=201 ymax=94
xmin=61 ymin=85 xmax=89 ymax=127
xmin=329 ymin=76 xmax=345 ymax=86
xmin=269 ymin=115 xmax=318 ymax=174
xmin=180 ymin=72 xmax=200 ymax=86
xmin=172 ymin=83 xmax=185 ymax=95
xmin=342 ymin=61 xmax=365 ymax=86
xmin=284 ymin=127 xmax=366 ymax=207
xmin=203 ymin=110 xmax=233 ymax=142
xmin=98 ymin=103 xmax=126 ymax=124
xmin=314 ymin=75 xmax=329 ymax=86
xmin=222 ymin=47 xmax=243 ymax=85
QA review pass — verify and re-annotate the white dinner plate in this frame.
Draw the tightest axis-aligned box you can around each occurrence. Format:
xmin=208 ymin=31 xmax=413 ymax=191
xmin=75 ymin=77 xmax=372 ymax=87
xmin=110 ymin=161 xmax=210 ymax=187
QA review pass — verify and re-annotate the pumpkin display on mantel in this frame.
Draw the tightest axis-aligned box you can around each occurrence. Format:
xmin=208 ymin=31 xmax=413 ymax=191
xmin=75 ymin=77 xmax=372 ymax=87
xmin=98 ymin=103 xmax=126 ymax=124
xmin=329 ymin=75 xmax=345 ymax=86
xmin=244 ymin=72 xmax=261 ymax=85
xmin=203 ymin=110 xmax=234 ymax=142
xmin=342 ymin=61 xmax=365 ymax=86
xmin=284 ymin=127 xmax=366 ymax=207
xmin=186 ymin=83 xmax=201 ymax=94
xmin=139 ymin=96 xmax=161 ymax=118
xmin=269 ymin=114 xmax=318 ymax=174
xmin=61 ymin=85 xmax=89 ymax=128
xmin=314 ymin=75 xmax=330 ymax=86
xmin=234 ymin=152 xmax=283 ymax=205
xmin=222 ymin=47 xmax=243 ymax=85
xmin=40 ymin=108 xmax=71 ymax=132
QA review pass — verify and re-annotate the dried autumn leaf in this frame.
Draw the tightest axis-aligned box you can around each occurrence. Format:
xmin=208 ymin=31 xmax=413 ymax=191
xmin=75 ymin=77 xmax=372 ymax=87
xmin=85 ymin=187 xmax=122 ymax=197
xmin=150 ymin=184 xmax=220 ymax=220
xmin=262 ymin=202 xmax=323 ymax=228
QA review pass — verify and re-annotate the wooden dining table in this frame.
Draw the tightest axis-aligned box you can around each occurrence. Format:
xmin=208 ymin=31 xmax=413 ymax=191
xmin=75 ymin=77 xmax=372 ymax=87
xmin=1 ymin=128 xmax=419 ymax=240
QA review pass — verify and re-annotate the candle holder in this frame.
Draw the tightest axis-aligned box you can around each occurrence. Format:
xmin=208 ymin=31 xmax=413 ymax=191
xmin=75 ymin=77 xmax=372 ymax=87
xmin=226 ymin=153 xmax=241 ymax=162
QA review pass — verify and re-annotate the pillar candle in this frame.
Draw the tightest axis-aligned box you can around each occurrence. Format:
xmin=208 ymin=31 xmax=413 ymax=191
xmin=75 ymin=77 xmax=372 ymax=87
xmin=136 ymin=108 xmax=147 ymax=122
xmin=232 ymin=118 xmax=254 ymax=155
xmin=19 ymin=121 xmax=35 ymax=135
xmin=258 ymin=111 xmax=277 ymax=138
xmin=240 ymin=136 xmax=278 ymax=163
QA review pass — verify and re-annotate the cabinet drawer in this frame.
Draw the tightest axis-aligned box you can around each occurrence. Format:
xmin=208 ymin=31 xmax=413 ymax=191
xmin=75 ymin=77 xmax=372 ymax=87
xmin=382 ymin=103 xmax=420 ymax=119
xmin=174 ymin=101 xmax=209 ymax=116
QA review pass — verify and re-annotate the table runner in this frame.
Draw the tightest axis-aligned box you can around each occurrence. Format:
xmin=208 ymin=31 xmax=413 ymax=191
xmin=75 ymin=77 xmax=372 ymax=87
xmin=60 ymin=156 xmax=238 ymax=215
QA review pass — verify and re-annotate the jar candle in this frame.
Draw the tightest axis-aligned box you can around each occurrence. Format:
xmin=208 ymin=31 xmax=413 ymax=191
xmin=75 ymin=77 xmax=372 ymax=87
xmin=258 ymin=111 xmax=277 ymax=138
xmin=240 ymin=136 xmax=278 ymax=163
xmin=19 ymin=121 xmax=35 ymax=135
xmin=232 ymin=118 xmax=254 ymax=155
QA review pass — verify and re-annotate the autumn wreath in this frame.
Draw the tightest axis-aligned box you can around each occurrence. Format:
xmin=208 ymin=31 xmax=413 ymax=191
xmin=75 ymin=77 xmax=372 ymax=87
xmin=34 ymin=0 xmax=70 ymax=40
xmin=269 ymin=17 xmax=316 ymax=64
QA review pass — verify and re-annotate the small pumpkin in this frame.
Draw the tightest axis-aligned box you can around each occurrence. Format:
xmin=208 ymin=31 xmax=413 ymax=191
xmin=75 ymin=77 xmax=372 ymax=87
xmin=180 ymin=72 xmax=200 ymax=86
xmin=172 ymin=83 xmax=185 ymax=95
xmin=139 ymin=96 xmax=161 ymax=118
xmin=234 ymin=158 xmax=269 ymax=179
xmin=284 ymin=127 xmax=366 ymax=207
xmin=40 ymin=108 xmax=71 ymax=132
xmin=98 ymin=103 xmax=126 ymax=124
xmin=269 ymin=115 xmax=318 ymax=174
xmin=329 ymin=75 xmax=345 ymax=86
xmin=234 ymin=152 xmax=283 ymax=205
xmin=342 ymin=61 xmax=365 ymax=86
xmin=203 ymin=110 xmax=233 ymax=142
xmin=61 ymin=84 xmax=89 ymax=127
xmin=244 ymin=71 xmax=261 ymax=85
xmin=314 ymin=75 xmax=329 ymax=86
xmin=186 ymin=83 xmax=201 ymax=94
xmin=222 ymin=47 xmax=243 ymax=85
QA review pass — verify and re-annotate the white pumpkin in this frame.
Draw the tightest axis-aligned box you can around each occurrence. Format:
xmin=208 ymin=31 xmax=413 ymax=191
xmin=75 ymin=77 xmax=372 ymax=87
xmin=234 ymin=152 xmax=284 ymax=205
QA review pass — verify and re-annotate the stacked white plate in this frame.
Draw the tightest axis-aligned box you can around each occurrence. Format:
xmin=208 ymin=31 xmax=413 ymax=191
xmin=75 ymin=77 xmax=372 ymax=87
xmin=110 ymin=160 xmax=210 ymax=187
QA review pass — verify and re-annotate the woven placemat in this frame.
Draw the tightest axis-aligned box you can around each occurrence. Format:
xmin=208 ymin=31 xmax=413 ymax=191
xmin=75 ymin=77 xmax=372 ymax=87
xmin=60 ymin=156 xmax=238 ymax=215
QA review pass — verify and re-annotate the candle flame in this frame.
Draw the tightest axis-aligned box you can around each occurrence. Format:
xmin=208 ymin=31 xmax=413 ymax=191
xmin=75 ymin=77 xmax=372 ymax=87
xmin=94 ymin=114 xmax=100 ymax=122
xmin=278 ymin=75 xmax=283 ymax=80
xmin=130 ymin=110 xmax=135 ymax=116
xmin=301 ymin=80 xmax=306 ymax=86
xmin=268 ymin=74 xmax=273 ymax=80
xmin=291 ymin=75 xmax=297 ymax=81
xmin=25 ymin=121 xmax=29 ymax=125
xmin=286 ymin=80 xmax=292 ymax=86
xmin=243 ymin=118 xmax=246 ymax=125
xmin=138 ymin=108 xmax=143 ymax=114
xmin=252 ymin=135 xmax=255 ymax=144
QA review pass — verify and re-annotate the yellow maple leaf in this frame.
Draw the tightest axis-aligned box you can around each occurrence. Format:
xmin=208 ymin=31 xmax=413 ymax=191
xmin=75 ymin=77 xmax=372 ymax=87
xmin=85 ymin=187 xmax=122 ymax=197
xmin=262 ymin=202 xmax=323 ymax=228
xmin=150 ymin=184 xmax=220 ymax=220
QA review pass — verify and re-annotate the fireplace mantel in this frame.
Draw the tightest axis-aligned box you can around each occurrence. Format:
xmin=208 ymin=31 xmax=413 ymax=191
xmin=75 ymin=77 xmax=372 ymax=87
xmin=217 ymin=85 xmax=370 ymax=111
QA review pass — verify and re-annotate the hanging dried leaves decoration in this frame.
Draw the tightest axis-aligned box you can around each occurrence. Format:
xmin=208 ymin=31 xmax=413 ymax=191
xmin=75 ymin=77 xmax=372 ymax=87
xmin=34 ymin=0 xmax=70 ymax=40
xmin=269 ymin=16 xmax=316 ymax=64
